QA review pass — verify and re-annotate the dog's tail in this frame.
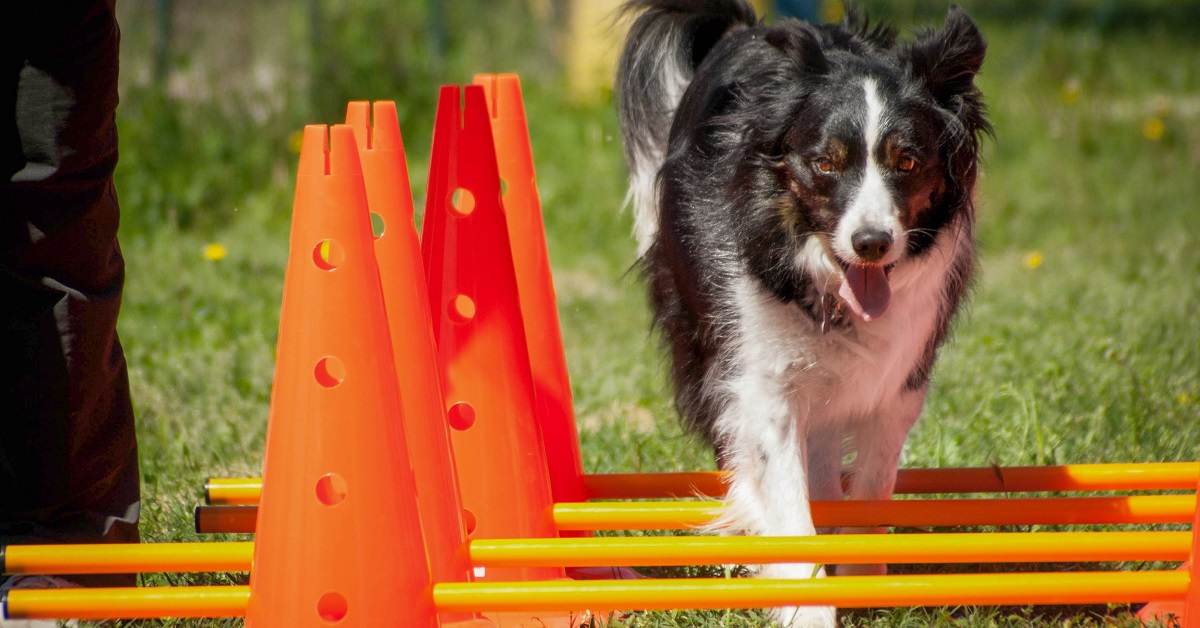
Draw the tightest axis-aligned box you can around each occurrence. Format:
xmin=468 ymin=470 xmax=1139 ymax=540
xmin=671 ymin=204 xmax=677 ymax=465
xmin=617 ymin=0 xmax=756 ymax=256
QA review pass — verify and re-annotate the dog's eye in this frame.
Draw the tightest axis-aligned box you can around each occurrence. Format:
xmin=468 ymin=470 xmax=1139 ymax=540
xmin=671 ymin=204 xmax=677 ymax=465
xmin=896 ymin=156 xmax=918 ymax=173
xmin=812 ymin=158 xmax=835 ymax=174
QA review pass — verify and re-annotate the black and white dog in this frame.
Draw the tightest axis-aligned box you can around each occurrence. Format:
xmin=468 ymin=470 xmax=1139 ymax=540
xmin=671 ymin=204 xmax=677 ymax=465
xmin=617 ymin=1 xmax=988 ymax=624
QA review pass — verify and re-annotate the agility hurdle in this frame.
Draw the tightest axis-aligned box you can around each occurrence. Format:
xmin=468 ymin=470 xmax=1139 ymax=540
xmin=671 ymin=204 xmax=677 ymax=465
xmin=202 ymin=461 xmax=1200 ymax=505
xmin=4 ymin=75 xmax=1198 ymax=626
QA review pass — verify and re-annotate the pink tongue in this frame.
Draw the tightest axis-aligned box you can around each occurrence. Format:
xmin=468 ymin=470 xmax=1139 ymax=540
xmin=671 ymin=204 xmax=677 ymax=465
xmin=839 ymin=265 xmax=891 ymax=321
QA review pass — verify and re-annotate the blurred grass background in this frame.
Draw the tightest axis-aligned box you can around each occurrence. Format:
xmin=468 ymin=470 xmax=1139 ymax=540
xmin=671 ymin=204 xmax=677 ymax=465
xmin=110 ymin=0 xmax=1198 ymax=625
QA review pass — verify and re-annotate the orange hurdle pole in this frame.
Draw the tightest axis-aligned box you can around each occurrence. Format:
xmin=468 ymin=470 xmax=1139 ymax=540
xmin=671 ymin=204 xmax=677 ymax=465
xmin=203 ymin=462 xmax=1200 ymax=505
xmin=193 ymin=505 xmax=256 ymax=534
xmin=6 ymin=572 xmax=1189 ymax=620
xmin=585 ymin=458 xmax=1200 ymax=499
xmin=584 ymin=462 xmax=1200 ymax=499
xmin=4 ymin=531 xmax=1189 ymax=575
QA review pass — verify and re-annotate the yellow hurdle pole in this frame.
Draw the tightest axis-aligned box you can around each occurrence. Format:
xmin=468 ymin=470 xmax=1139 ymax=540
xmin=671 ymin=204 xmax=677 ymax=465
xmin=2 ymin=586 xmax=251 ymax=620
xmin=204 ymin=462 xmax=1200 ymax=504
xmin=432 ymin=571 xmax=1190 ymax=613
xmin=2 ymin=543 xmax=253 ymax=575
xmin=5 ymin=531 xmax=1189 ymax=576
xmin=194 ymin=495 xmax=1197 ymax=535
xmin=468 ymin=531 xmax=1191 ymax=568
xmin=551 ymin=494 xmax=1198 ymax=531
xmin=4 ymin=572 xmax=1189 ymax=619
xmin=202 ymin=478 xmax=262 ymax=506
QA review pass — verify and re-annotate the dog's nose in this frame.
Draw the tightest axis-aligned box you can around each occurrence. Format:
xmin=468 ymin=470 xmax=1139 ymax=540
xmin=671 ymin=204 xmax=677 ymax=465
xmin=851 ymin=229 xmax=893 ymax=262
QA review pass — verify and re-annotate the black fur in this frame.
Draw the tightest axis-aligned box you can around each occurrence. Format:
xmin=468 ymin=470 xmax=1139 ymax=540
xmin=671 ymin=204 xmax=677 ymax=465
xmin=618 ymin=1 xmax=988 ymax=446
xmin=618 ymin=6 xmax=990 ymax=621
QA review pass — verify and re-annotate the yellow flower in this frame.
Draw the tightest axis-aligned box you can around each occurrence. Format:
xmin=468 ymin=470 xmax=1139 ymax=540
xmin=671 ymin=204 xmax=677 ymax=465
xmin=288 ymin=129 xmax=305 ymax=154
xmin=1060 ymin=78 xmax=1081 ymax=105
xmin=1142 ymin=117 xmax=1165 ymax=141
xmin=1023 ymin=251 xmax=1043 ymax=270
xmin=1180 ymin=393 xmax=1196 ymax=407
xmin=204 ymin=243 xmax=227 ymax=261
xmin=822 ymin=0 xmax=845 ymax=24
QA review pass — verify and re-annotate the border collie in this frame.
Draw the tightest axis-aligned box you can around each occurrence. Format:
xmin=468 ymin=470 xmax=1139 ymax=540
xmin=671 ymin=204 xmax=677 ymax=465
xmin=617 ymin=1 xmax=989 ymax=624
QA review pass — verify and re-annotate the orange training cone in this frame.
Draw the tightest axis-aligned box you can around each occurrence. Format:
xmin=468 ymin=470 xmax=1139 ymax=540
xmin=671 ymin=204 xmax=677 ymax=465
xmin=471 ymin=75 xmax=645 ymax=584
xmin=247 ymin=124 xmax=436 ymax=627
xmin=421 ymin=84 xmax=563 ymax=584
xmin=345 ymin=101 xmax=489 ymax=628
xmin=472 ymin=74 xmax=587 ymax=507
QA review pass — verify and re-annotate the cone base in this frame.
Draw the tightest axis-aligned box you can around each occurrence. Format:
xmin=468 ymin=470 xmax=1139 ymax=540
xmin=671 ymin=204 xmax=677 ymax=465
xmin=1137 ymin=559 xmax=1185 ymax=624
xmin=1136 ymin=600 xmax=1182 ymax=623
xmin=1136 ymin=562 xmax=1189 ymax=623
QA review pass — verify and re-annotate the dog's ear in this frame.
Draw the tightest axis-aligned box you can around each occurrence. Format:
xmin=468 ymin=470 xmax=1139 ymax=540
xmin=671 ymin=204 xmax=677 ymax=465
xmin=765 ymin=21 xmax=829 ymax=74
xmin=907 ymin=6 xmax=985 ymax=107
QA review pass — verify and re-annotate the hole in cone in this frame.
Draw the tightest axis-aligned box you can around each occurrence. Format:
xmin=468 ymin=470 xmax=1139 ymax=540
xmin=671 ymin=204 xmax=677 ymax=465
xmin=315 ymin=473 xmax=348 ymax=506
xmin=447 ymin=401 xmax=476 ymax=431
xmin=312 ymin=239 xmax=345 ymax=271
xmin=449 ymin=188 xmax=475 ymax=217
xmin=314 ymin=356 xmax=345 ymax=388
xmin=316 ymin=591 xmax=348 ymax=622
xmin=463 ymin=508 xmax=477 ymax=535
xmin=370 ymin=212 xmax=385 ymax=239
xmin=500 ymin=178 xmax=509 ymax=196
xmin=449 ymin=294 xmax=476 ymax=323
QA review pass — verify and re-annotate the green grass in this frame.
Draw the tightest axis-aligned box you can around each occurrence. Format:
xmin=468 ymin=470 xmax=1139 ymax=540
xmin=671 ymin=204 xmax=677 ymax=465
xmin=104 ymin=0 xmax=1198 ymax=625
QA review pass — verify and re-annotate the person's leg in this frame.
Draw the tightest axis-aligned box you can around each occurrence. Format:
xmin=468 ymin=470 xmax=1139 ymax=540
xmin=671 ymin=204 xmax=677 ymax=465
xmin=0 ymin=0 xmax=140 ymax=588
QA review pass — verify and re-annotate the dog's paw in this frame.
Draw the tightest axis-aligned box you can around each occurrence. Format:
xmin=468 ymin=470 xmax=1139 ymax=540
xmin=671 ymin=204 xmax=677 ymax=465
xmin=772 ymin=604 xmax=837 ymax=628
xmin=758 ymin=564 xmax=836 ymax=626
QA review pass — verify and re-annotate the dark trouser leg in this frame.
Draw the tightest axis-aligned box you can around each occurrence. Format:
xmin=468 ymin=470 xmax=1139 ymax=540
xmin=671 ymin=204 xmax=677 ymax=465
xmin=0 ymin=0 xmax=140 ymax=587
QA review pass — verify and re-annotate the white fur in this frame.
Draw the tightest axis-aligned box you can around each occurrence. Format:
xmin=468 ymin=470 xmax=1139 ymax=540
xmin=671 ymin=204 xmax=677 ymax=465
xmin=689 ymin=82 xmax=972 ymax=627
xmin=629 ymin=143 xmax=664 ymax=257
xmin=623 ymin=24 xmax=976 ymax=624
xmin=710 ymin=213 xmax=971 ymax=627
xmin=834 ymin=79 xmax=907 ymax=265
xmin=628 ymin=31 xmax=692 ymax=257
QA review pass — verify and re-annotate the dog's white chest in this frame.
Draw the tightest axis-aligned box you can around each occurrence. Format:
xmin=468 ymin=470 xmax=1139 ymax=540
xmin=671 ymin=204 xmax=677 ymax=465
xmin=735 ymin=224 xmax=966 ymax=424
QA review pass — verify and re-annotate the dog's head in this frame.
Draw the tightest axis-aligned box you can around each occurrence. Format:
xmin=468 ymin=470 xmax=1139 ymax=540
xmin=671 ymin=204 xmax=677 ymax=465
xmin=756 ymin=7 xmax=989 ymax=321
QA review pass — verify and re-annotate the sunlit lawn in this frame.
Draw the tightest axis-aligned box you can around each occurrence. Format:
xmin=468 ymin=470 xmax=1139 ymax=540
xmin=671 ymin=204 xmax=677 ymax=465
xmin=109 ymin=1 xmax=1198 ymax=625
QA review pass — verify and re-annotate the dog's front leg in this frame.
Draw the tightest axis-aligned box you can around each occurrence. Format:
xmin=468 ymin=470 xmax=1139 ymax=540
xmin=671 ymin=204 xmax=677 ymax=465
xmin=837 ymin=387 xmax=928 ymax=576
xmin=714 ymin=370 xmax=837 ymax=628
